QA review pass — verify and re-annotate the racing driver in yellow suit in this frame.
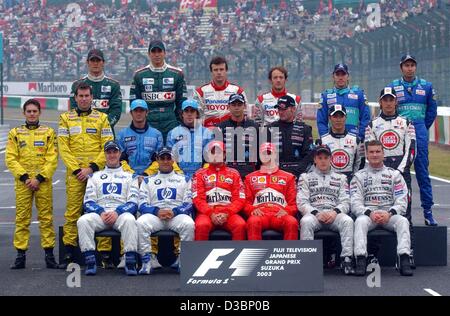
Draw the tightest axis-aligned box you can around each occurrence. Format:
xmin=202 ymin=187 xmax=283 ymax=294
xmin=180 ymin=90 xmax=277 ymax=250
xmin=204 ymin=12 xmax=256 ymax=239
xmin=58 ymin=82 xmax=113 ymax=267
xmin=6 ymin=99 xmax=59 ymax=269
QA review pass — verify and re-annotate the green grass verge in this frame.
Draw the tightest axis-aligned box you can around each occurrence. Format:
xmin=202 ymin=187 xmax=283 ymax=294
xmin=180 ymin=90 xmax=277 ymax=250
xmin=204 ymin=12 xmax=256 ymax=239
xmin=424 ymin=145 xmax=450 ymax=180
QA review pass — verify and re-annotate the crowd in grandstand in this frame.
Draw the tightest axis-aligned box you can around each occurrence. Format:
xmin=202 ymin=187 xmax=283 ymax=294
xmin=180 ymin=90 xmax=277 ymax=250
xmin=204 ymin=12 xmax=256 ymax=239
xmin=0 ymin=0 xmax=440 ymax=82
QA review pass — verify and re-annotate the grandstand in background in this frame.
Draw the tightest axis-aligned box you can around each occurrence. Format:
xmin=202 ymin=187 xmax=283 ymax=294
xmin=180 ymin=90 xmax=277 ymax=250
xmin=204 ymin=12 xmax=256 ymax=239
xmin=1 ymin=0 xmax=449 ymax=104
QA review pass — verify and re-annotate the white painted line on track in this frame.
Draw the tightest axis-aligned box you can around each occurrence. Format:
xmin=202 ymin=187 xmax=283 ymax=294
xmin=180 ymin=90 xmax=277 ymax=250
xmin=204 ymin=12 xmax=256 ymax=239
xmin=0 ymin=221 xmax=38 ymax=225
xmin=0 ymin=150 xmax=5 ymax=154
xmin=0 ymin=183 xmax=14 ymax=186
xmin=52 ymin=180 xmax=60 ymax=185
xmin=0 ymin=206 xmax=15 ymax=209
xmin=412 ymin=171 xmax=450 ymax=184
xmin=3 ymin=170 xmax=10 ymax=173
xmin=424 ymin=288 xmax=442 ymax=296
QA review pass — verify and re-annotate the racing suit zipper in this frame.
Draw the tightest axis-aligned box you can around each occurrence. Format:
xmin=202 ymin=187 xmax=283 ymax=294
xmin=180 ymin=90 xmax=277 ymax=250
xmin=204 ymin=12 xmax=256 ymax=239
xmin=30 ymin=129 xmax=34 ymax=174
xmin=82 ymin=116 xmax=85 ymax=164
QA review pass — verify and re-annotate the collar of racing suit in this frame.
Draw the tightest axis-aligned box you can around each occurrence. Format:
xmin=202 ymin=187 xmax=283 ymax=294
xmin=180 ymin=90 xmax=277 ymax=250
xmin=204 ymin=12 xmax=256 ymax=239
xmin=148 ymin=62 xmax=167 ymax=72
xmin=260 ymin=164 xmax=279 ymax=174
xmin=130 ymin=121 xmax=149 ymax=134
xmin=380 ymin=112 xmax=398 ymax=121
xmin=367 ymin=164 xmax=385 ymax=173
xmin=25 ymin=121 xmax=40 ymax=130
xmin=76 ymin=107 xmax=92 ymax=116
xmin=312 ymin=165 xmax=332 ymax=176
xmin=334 ymin=86 xmax=350 ymax=95
xmin=329 ymin=128 xmax=348 ymax=139
xmin=87 ymin=72 xmax=105 ymax=82
xmin=271 ymin=89 xmax=287 ymax=98
xmin=401 ymin=76 xmax=418 ymax=87
xmin=208 ymin=163 xmax=226 ymax=172
xmin=157 ymin=170 xmax=176 ymax=176
xmin=104 ymin=166 xmax=124 ymax=173
xmin=180 ymin=121 xmax=196 ymax=131
xmin=278 ymin=119 xmax=294 ymax=126
xmin=229 ymin=117 xmax=247 ymax=126
xmin=210 ymin=80 xmax=229 ymax=91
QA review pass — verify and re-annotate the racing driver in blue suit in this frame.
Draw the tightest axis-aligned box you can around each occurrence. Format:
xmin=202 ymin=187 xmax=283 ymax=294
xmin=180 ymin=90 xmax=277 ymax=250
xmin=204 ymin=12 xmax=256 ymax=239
xmin=388 ymin=54 xmax=438 ymax=226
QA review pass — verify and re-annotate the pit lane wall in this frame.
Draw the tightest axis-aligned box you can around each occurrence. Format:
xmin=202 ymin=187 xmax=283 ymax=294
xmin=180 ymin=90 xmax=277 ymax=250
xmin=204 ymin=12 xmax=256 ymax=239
xmin=2 ymin=96 xmax=450 ymax=147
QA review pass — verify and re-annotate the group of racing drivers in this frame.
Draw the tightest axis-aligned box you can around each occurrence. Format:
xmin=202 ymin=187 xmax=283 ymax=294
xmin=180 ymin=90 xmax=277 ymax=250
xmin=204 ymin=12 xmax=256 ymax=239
xmin=5 ymin=39 xmax=438 ymax=278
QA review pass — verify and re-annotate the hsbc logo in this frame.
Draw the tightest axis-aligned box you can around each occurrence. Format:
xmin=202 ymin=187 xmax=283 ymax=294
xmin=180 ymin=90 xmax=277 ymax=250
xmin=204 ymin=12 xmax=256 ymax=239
xmin=142 ymin=91 xmax=175 ymax=101
xmin=191 ymin=248 xmax=268 ymax=279
xmin=92 ymin=99 xmax=109 ymax=109
xmin=164 ymin=92 xmax=175 ymax=99
xmin=380 ymin=130 xmax=400 ymax=149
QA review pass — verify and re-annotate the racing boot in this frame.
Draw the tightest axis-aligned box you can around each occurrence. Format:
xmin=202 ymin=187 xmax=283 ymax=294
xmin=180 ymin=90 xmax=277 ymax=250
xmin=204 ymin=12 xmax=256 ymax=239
xmin=354 ymin=256 xmax=367 ymax=276
xmin=424 ymin=210 xmax=437 ymax=226
xmin=117 ymin=254 xmax=126 ymax=269
xmin=83 ymin=251 xmax=97 ymax=276
xmin=100 ymin=251 xmax=115 ymax=269
xmin=44 ymin=248 xmax=59 ymax=269
xmin=124 ymin=252 xmax=137 ymax=276
xmin=397 ymin=254 xmax=413 ymax=276
xmin=340 ymin=256 xmax=354 ymax=275
xmin=170 ymin=256 xmax=180 ymax=273
xmin=150 ymin=252 xmax=163 ymax=271
xmin=58 ymin=245 xmax=76 ymax=269
xmin=139 ymin=253 xmax=152 ymax=275
xmin=11 ymin=250 xmax=26 ymax=269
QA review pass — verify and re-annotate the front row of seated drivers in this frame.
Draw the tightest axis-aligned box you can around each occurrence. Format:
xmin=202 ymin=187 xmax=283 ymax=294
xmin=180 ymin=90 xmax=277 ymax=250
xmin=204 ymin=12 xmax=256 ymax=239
xmin=78 ymin=138 xmax=413 ymax=277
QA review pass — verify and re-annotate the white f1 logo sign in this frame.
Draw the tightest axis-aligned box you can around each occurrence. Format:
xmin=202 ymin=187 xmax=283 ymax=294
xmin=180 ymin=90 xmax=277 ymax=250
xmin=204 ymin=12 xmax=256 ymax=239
xmin=193 ymin=248 xmax=234 ymax=277
xmin=193 ymin=248 xmax=268 ymax=277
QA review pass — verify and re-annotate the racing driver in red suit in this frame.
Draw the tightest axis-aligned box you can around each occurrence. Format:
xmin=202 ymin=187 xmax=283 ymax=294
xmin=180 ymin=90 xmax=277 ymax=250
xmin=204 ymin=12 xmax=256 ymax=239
xmin=192 ymin=141 xmax=246 ymax=240
xmin=244 ymin=143 xmax=299 ymax=240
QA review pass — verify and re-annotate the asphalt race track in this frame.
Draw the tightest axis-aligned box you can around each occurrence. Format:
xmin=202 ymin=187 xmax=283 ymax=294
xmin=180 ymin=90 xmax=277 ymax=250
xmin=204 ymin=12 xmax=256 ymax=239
xmin=0 ymin=109 xmax=449 ymax=296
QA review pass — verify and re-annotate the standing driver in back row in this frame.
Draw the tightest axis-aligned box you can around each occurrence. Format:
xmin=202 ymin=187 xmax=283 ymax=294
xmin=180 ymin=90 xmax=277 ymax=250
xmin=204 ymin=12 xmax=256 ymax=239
xmin=70 ymin=48 xmax=122 ymax=135
xmin=130 ymin=40 xmax=187 ymax=141
xmin=388 ymin=55 xmax=438 ymax=226
xmin=194 ymin=56 xmax=247 ymax=128
xmin=317 ymin=63 xmax=370 ymax=141
xmin=317 ymin=64 xmax=370 ymax=169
